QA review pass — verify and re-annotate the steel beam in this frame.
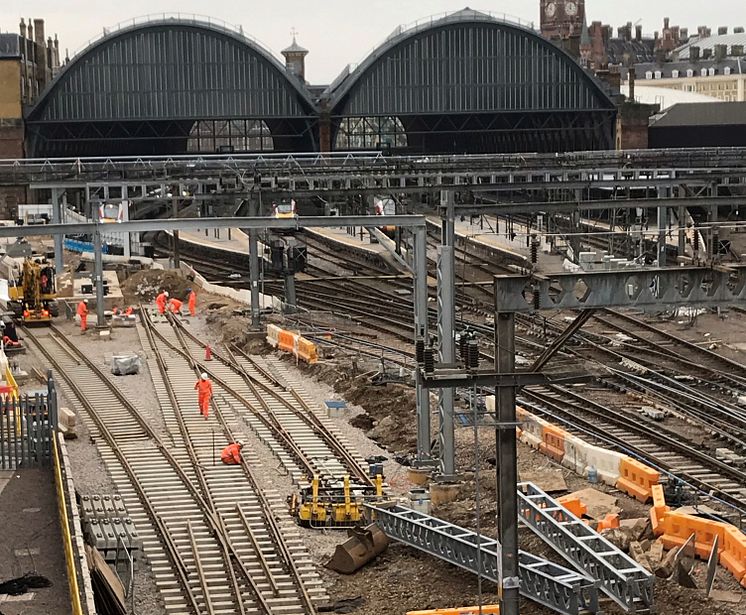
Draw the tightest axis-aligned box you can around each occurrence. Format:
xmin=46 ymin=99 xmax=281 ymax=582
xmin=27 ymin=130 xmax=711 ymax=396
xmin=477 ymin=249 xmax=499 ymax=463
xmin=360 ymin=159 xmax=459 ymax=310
xmin=494 ymin=267 xmax=746 ymax=313
xmin=367 ymin=504 xmax=599 ymax=615
xmin=518 ymin=483 xmax=653 ymax=612
xmin=51 ymin=188 xmax=63 ymax=273
xmin=93 ymin=226 xmax=105 ymax=329
xmin=0 ymin=215 xmax=426 ymax=239
xmin=495 ymin=311 xmax=519 ymax=615
xmin=417 ymin=370 xmax=588 ymax=389
xmin=437 ymin=190 xmax=457 ymax=479
xmin=413 ymin=226 xmax=432 ymax=465
xmin=248 ymin=198 xmax=261 ymax=329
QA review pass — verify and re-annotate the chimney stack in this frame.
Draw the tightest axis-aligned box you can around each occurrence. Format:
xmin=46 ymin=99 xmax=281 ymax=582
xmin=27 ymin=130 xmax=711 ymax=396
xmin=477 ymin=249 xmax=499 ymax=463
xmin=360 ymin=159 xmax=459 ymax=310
xmin=635 ymin=25 xmax=642 ymax=41
xmin=281 ymin=35 xmax=309 ymax=82
xmin=628 ymin=67 xmax=636 ymax=102
xmin=664 ymin=17 xmax=670 ymax=30
xmin=19 ymin=18 xmax=25 ymax=37
xmin=714 ymin=44 xmax=728 ymax=62
xmin=690 ymin=46 xmax=701 ymax=61
xmin=735 ymin=27 xmax=745 ymax=34
xmin=718 ymin=26 xmax=728 ymax=36
xmin=34 ymin=18 xmax=45 ymax=46
xmin=680 ymin=28 xmax=689 ymax=40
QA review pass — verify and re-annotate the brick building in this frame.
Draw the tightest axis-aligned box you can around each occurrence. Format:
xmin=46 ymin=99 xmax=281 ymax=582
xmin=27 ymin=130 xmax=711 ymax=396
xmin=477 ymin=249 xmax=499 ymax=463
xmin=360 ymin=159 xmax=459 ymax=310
xmin=0 ymin=18 xmax=60 ymax=217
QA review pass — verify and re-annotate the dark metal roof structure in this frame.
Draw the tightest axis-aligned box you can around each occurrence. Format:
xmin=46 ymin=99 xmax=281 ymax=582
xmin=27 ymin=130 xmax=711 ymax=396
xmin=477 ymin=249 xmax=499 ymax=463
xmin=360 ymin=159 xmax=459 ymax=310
xmin=26 ymin=16 xmax=317 ymax=157
xmin=649 ymin=102 xmax=746 ymax=148
xmin=326 ymin=10 xmax=616 ymax=154
xmin=23 ymin=11 xmax=617 ymax=157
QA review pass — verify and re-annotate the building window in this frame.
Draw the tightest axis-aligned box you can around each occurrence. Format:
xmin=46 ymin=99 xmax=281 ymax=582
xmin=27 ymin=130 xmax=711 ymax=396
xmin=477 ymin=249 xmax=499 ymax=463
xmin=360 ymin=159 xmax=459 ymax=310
xmin=334 ymin=116 xmax=408 ymax=150
xmin=654 ymin=71 xmax=662 ymax=79
xmin=672 ymin=70 xmax=680 ymax=78
xmin=645 ymin=71 xmax=653 ymax=79
xmin=687 ymin=69 xmax=694 ymax=77
xmin=701 ymin=68 xmax=708 ymax=77
xmin=725 ymin=66 xmax=732 ymax=75
xmin=709 ymin=67 xmax=717 ymax=76
xmin=187 ymin=119 xmax=274 ymax=153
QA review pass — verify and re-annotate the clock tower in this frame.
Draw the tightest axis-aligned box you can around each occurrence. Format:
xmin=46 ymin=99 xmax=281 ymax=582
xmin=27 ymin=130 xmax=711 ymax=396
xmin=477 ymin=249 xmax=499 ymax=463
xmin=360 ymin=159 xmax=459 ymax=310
xmin=540 ymin=0 xmax=586 ymax=57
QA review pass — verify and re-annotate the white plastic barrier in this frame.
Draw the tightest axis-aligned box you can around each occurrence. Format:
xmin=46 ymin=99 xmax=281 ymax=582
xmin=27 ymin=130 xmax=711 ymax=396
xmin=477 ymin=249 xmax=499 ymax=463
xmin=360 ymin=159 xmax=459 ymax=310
xmin=517 ymin=409 xmax=547 ymax=450
xmin=485 ymin=395 xmax=495 ymax=413
xmin=266 ymin=324 xmax=282 ymax=348
xmin=584 ymin=445 xmax=624 ymax=486
xmin=562 ymin=434 xmax=591 ymax=476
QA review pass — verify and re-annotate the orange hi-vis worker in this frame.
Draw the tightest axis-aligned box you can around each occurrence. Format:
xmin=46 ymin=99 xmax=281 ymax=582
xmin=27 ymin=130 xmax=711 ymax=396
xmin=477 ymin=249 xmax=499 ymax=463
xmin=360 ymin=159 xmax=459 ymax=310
xmin=221 ymin=441 xmax=244 ymax=465
xmin=169 ymin=298 xmax=183 ymax=314
xmin=155 ymin=290 xmax=169 ymax=315
xmin=77 ymin=299 xmax=89 ymax=332
xmin=194 ymin=372 xmax=213 ymax=419
xmin=187 ymin=288 xmax=197 ymax=317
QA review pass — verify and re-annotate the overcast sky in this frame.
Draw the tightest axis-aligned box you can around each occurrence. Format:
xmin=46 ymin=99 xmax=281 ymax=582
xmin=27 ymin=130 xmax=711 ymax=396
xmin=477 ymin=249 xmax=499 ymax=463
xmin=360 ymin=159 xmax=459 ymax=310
xmin=4 ymin=1 xmax=744 ymax=83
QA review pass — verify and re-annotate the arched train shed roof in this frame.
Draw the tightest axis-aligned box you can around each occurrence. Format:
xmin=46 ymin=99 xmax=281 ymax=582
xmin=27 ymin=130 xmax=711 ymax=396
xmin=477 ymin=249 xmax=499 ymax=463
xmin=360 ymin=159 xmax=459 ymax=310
xmin=27 ymin=16 xmax=317 ymax=123
xmin=328 ymin=9 xmax=615 ymax=117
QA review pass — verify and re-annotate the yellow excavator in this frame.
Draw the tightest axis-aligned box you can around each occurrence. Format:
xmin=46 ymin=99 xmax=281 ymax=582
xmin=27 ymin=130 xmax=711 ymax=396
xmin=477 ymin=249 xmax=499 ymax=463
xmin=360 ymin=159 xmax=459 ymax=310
xmin=7 ymin=259 xmax=59 ymax=324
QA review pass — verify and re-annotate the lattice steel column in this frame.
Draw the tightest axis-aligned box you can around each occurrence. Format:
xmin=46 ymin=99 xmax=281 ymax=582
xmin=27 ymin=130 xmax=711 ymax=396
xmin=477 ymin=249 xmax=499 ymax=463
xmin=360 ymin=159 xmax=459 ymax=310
xmin=437 ymin=190 xmax=456 ymax=478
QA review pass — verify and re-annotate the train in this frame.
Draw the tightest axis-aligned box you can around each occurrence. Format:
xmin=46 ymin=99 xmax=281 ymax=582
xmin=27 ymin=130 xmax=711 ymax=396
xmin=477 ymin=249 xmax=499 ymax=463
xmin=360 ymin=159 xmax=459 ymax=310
xmin=272 ymin=199 xmax=297 ymax=220
xmin=374 ymin=196 xmax=396 ymax=239
xmin=98 ymin=202 xmax=125 ymax=223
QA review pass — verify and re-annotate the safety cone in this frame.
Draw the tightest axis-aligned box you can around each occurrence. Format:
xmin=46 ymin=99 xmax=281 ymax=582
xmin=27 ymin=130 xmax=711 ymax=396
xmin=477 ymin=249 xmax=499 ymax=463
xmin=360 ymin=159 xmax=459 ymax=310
xmin=205 ymin=345 xmax=213 ymax=361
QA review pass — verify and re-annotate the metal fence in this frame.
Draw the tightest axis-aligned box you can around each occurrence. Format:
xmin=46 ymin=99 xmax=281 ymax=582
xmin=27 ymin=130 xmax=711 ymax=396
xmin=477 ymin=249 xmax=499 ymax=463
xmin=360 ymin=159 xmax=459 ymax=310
xmin=0 ymin=380 xmax=57 ymax=469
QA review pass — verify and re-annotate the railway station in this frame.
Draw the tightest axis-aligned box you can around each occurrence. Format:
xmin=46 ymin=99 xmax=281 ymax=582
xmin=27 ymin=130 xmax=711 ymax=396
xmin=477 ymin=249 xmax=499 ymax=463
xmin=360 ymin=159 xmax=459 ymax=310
xmin=1 ymin=3 xmax=746 ymax=615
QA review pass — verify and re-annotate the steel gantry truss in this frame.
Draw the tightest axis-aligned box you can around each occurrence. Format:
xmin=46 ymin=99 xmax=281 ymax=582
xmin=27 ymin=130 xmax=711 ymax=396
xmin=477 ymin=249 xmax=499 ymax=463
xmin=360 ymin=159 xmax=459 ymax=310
xmin=518 ymin=483 xmax=653 ymax=613
xmin=366 ymin=504 xmax=600 ymax=615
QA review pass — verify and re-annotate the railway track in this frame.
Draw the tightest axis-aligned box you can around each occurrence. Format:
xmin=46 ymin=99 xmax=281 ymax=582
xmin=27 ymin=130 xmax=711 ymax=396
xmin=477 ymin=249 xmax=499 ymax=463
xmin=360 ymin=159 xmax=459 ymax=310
xmin=519 ymin=384 xmax=746 ymax=519
xmin=150 ymin=314 xmax=375 ymax=490
xmin=25 ymin=322 xmax=326 ymax=615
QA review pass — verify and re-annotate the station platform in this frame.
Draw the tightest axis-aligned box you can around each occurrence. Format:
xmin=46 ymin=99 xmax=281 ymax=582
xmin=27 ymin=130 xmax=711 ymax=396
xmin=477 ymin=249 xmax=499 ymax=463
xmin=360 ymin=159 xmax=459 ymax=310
xmin=305 ymin=226 xmax=390 ymax=258
xmin=0 ymin=468 xmax=72 ymax=615
xmin=179 ymin=226 xmax=250 ymax=253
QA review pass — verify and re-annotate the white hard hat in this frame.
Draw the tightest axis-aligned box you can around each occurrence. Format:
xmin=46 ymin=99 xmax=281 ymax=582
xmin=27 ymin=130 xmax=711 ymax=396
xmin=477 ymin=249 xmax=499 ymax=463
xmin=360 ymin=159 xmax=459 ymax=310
xmin=164 ymin=291 xmax=169 ymax=297
xmin=201 ymin=372 xmax=208 ymax=380
xmin=237 ymin=440 xmax=244 ymax=447
xmin=83 ymin=299 xmax=89 ymax=304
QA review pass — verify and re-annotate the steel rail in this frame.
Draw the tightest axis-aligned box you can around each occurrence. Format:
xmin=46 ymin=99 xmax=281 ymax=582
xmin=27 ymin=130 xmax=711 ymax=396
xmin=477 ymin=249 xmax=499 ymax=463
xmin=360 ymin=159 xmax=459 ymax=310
xmin=141 ymin=310 xmax=319 ymax=480
xmin=157 ymin=314 xmax=320 ymax=615
xmin=139 ymin=312 xmax=268 ymax=615
xmin=520 ymin=386 xmax=746 ymax=514
xmin=22 ymin=325 xmax=202 ymax=614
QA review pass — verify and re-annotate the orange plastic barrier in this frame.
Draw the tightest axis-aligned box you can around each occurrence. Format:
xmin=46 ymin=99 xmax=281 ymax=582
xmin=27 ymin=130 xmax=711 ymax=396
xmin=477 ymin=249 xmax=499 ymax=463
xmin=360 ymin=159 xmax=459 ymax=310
xmin=615 ymin=457 xmax=660 ymax=503
xmin=720 ymin=525 xmax=746 ymax=586
xmin=277 ymin=330 xmax=295 ymax=353
xmin=660 ymin=512 xmax=727 ymax=560
xmin=539 ymin=424 xmax=566 ymax=462
xmin=407 ymin=606 xmax=499 ymax=615
xmin=596 ymin=513 xmax=620 ymax=532
xmin=296 ymin=338 xmax=318 ymax=365
xmin=557 ymin=495 xmax=587 ymax=519
xmin=649 ymin=484 xmax=670 ymax=536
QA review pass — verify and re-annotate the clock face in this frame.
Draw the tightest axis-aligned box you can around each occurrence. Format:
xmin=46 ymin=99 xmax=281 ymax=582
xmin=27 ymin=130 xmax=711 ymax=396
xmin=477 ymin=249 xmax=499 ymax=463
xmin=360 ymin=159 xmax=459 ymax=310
xmin=565 ymin=1 xmax=579 ymax=16
xmin=545 ymin=2 xmax=557 ymax=18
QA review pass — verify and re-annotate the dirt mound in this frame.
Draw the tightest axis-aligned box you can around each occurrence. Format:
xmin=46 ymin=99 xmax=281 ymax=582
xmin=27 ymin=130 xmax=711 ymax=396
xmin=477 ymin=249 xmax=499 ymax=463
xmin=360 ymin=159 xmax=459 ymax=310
xmin=120 ymin=269 xmax=193 ymax=304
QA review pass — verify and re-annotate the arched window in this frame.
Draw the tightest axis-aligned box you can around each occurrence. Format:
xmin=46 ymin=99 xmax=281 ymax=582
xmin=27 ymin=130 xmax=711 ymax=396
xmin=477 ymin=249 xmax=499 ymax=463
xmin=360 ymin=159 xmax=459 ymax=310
xmin=187 ymin=119 xmax=274 ymax=153
xmin=334 ymin=116 xmax=408 ymax=150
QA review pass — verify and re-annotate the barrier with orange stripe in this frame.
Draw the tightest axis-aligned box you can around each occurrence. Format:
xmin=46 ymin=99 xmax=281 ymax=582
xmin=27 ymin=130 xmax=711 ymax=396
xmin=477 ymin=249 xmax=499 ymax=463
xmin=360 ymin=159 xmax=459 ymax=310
xmin=721 ymin=525 xmax=746 ymax=586
xmin=265 ymin=325 xmax=318 ymax=365
xmin=407 ymin=606 xmax=499 ymax=615
xmin=615 ymin=457 xmax=660 ymax=503
xmin=660 ymin=512 xmax=727 ymax=560
xmin=649 ymin=484 xmax=670 ymax=536
xmin=539 ymin=424 xmax=566 ymax=462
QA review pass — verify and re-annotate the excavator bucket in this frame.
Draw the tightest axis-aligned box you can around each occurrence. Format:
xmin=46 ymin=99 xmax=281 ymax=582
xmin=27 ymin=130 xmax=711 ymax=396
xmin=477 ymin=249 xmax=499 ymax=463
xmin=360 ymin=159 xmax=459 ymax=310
xmin=325 ymin=523 xmax=389 ymax=574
